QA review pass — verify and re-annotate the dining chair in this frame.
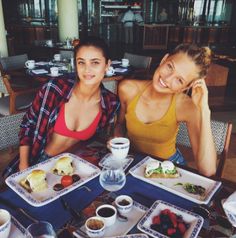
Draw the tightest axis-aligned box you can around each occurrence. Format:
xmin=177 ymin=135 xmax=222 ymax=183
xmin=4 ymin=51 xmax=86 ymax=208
xmin=176 ymin=120 xmax=232 ymax=178
xmin=205 ymin=63 xmax=236 ymax=111
xmin=0 ymin=54 xmax=28 ymax=73
xmin=0 ymin=75 xmax=37 ymax=115
xmin=0 ymin=112 xmax=24 ymax=151
xmin=123 ymin=52 xmax=152 ymax=71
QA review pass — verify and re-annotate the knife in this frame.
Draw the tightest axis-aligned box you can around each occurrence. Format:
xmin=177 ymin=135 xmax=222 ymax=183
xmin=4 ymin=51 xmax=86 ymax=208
xmin=0 ymin=197 xmax=38 ymax=223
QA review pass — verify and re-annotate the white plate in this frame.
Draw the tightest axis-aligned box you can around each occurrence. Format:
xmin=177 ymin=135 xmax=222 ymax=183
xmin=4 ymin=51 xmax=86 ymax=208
xmin=121 ymin=64 xmax=130 ymax=68
xmin=222 ymin=199 xmax=236 ymax=227
xmin=137 ymin=200 xmax=203 ymax=238
xmin=111 ymin=60 xmax=122 ymax=64
xmin=73 ymin=201 xmax=148 ymax=238
xmin=129 ymin=156 xmax=221 ymax=204
xmin=9 ymin=216 xmax=26 ymax=238
xmin=6 ymin=153 xmax=101 ymax=207
xmin=99 ymin=153 xmax=134 ymax=171
xmin=109 ymin=234 xmax=149 ymax=238
xmin=47 ymin=73 xmax=63 ymax=77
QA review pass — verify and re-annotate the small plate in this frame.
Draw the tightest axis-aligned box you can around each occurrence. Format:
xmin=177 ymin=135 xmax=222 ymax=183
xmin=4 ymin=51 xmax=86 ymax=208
xmin=111 ymin=60 xmax=122 ymax=64
xmin=121 ymin=64 xmax=130 ymax=68
xmin=6 ymin=153 xmax=101 ymax=207
xmin=9 ymin=216 xmax=26 ymax=238
xmin=109 ymin=234 xmax=149 ymax=238
xmin=73 ymin=201 xmax=148 ymax=238
xmin=47 ymin=73 xmax=63 ymax=77
xmin=137 ymin=200 xmax=203 ymax=238
xmin=99 ymin=153 xmax=134 ymax=171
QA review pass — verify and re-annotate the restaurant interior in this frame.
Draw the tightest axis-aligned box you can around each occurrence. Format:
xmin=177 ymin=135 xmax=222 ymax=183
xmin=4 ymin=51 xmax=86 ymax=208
xmin=0 ymin=0 xmax=236 ymax=237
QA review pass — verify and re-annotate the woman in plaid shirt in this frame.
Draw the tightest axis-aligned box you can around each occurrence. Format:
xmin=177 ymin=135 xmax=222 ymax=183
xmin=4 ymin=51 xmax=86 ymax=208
xmin=3 ymin=36 xmax=120 ymax=178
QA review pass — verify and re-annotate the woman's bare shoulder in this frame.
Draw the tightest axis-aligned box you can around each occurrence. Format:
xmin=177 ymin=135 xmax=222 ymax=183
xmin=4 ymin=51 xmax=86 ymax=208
xmin=118 ymin=79 xmax=151 ymax=101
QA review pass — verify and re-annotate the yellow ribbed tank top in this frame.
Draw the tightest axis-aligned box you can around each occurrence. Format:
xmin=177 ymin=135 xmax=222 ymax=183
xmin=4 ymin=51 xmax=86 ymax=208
xmin=126 ymin=84 xmax=178 ymax=159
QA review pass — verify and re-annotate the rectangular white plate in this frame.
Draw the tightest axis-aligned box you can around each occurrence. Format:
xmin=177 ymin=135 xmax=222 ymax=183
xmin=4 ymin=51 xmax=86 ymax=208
xmin=73 ymin=201 xmax=148 ymax=238
xmin=129 ymin=156 xmax=221 ymax=204
xmin=6 ymin=153 xmax=101 ymax=207
xmin=109 ymin=234 xmax=149 ymax=238
xmin=9 ymin=216 xmax=26 ymax=238
xmin=137 ymin=200 xmax=203 ymax=238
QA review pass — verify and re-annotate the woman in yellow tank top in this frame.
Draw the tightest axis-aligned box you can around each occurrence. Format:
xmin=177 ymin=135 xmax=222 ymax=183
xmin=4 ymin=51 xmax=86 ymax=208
xmin=115 ymin=44 xmax=217 ymax=177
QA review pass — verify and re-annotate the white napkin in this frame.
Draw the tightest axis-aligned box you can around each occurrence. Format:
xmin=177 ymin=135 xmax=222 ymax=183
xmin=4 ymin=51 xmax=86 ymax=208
xmin=223 ymin=191 xmax=236 ymax=214
xmin=114 ymin=68 xmax=128 ymax=73
xmin=222 ymin=191 xmax=236 ymax=227
xmin=32 ymin=69 xmax=48 ymax=74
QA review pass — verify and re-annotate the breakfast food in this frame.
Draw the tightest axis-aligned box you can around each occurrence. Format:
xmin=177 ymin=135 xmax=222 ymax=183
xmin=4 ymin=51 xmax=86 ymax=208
xmin=175 ymin=183 xmax=206 ymax=197
xmin=20 ymin=169 xmax=48 ymax=193
xmin=53 ymin=174 xmax=81 ymax=191
xmin=150 ymin=208 xmax=189 ymax=237
xmin=144 ymin=161 xmax=180 ymax=178
xmin=52 ymin=156 xmax=74 ymax=175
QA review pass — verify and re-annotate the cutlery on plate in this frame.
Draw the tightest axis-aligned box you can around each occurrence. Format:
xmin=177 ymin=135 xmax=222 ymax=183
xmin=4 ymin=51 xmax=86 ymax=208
xmin=0 ymin=197 xmax=38 ymax=223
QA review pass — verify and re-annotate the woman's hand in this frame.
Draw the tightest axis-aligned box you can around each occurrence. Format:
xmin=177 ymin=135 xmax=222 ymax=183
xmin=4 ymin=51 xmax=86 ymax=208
xmin=19 ymin=161 xmax=29 ymax=171
xmin=191 ymin=79 xmax=209 ymax=111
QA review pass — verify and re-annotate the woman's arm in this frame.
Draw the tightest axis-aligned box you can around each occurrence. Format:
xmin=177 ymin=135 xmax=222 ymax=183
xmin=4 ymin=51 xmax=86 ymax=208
xmin=19 ymin=145 xmax=31 ymax=171
xmin=183 ymin=79 xmax=217 ymax=176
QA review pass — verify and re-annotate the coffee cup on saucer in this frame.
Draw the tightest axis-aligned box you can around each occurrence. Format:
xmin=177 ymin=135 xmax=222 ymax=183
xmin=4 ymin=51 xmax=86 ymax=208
xmin=50 ymin=67 xmax=59 ymax=76
xmin=121 ymin=58 xmax=129 ymax=67
xmin=0 ymin=209 xmax=11 ymax=238
xmin=106 ymin=66 xmax=115 ymax=76
xmin=54 ymin=54 xmax=61 ymax=61
xmin=25 ymin=60 xmax=35 ymax=69
xmin=109 ymin=137 xmax=130 ymax=160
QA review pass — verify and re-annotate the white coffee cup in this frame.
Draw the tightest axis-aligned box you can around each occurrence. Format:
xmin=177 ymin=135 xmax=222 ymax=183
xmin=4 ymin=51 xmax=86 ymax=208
xmin=50 ymin=67 xmax=59 ymax=76
xmin=106 ymin=66 xmax=115 ymax=76
xmin=85 ymin=216 xmax=105 ymax=238
xmin=109 ymin=137 xmax=130 ymax=160
xmin=25 ymin=60 xmax=35 ymax=69
xmin=121 ymin=58 xmax=129 ymax=67
xmin=46 ymin=40 xmax=53 ymax=47
xmin=96 ymin=204 xmax=117 ymax=227
xmin=0 ymin=209 xmax=11 ymax=238
xmin=54 ymin=54 xmax=61 ymax=61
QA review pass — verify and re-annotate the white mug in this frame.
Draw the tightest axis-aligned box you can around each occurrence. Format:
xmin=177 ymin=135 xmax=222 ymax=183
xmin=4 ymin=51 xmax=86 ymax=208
xmin=46 ymin=40 xmax=53 ymax=47
xmin=50 ymin=67 xmax=59 ymax=76
xmin=25 ymin=60 xmax=35 ymax=69
xmin=109 ymin=137 xmax=130 ymax=160
xmin=96 ymin=204 xmax=117 ymax=227
xmin=54 ymin=54 xmax=61 ymax=61
xmin=121 ymin=58 xmax=129 ymax=67
xmin=0 ymin=209 xmax=11 ymax=238
xmin=106 ymin=66 xmax=115 ymax=76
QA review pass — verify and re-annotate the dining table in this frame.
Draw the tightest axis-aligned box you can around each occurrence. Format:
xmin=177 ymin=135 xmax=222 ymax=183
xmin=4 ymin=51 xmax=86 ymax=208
xmin=0 ymin=138 xmax=235 ymax=238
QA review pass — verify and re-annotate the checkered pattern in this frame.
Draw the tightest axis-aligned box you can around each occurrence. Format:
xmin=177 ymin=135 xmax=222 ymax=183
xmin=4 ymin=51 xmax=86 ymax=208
xmin=0 ymin=112 xmax=25 ymax=150
xmin=176 ymin=120 xmax=229 ymax=154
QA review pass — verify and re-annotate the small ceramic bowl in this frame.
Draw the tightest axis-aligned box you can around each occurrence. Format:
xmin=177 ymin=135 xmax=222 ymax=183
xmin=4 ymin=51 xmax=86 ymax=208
xmin=96 ymin=204 xmax=117 ymax=227
xmin=0 ymin=209 xmax=11 ymax=238
xmin=115 ymin=195 xmax=133 ymax=214
xmin=85 ymin=216 xmax=105 ymax=238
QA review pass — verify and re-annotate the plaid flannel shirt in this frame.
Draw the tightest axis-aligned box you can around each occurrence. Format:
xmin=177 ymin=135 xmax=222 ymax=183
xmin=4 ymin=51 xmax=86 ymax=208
xmin=19 ymin=77 xmax=120 ymax=162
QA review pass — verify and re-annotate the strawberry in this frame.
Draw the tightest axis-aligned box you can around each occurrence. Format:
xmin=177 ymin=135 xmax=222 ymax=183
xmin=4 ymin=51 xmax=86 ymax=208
xmin=169 ymin=212 xmax=177 ymax=227
xmin=167 ymin=228 xmax=176 ymax=236
xmin=152 ymin=215 xmax=160 ymax=224
xmin=178 ymin=222 xmax=187 ymax=234
xmin=162 ymin=209 xmax=171 ymax=215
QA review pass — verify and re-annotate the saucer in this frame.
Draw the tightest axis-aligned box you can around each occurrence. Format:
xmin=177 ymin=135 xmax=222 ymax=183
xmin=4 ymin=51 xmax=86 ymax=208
xmin=47 ymin=73 xmax=63 ymax=77
xmin=222 ymin=199 xmax=236 ymax=227
xmin=99 ymin=153 xmax=134 ymax=171
xmin=121 ymin=64 xmax=130 ymax=68
xmin=106 ymin=73 xmax=115 ymax=77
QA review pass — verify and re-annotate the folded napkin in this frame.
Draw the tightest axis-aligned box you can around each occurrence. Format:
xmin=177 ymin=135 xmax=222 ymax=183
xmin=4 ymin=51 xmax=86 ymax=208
xmin=223 ymin=191 xmax=236 ymax=214
xmin=223 ymin=191 xmax=236 ymax=227
xmin=32 ymin=69 xmax=48 ymax=74
xmin=114 ymin=68 xmax=128 ymax=73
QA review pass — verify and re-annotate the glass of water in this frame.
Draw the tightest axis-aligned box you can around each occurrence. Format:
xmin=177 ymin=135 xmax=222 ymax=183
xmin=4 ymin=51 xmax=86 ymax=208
xmin=26 ymin=221 xmax=57 ymax=238
xmin=99 ymin=159 xmax=126 ymax=192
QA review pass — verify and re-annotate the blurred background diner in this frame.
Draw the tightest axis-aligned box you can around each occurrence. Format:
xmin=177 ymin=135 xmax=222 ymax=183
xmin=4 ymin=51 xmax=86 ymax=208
xmin=0 ymin=0 xmax=236 ymax=183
